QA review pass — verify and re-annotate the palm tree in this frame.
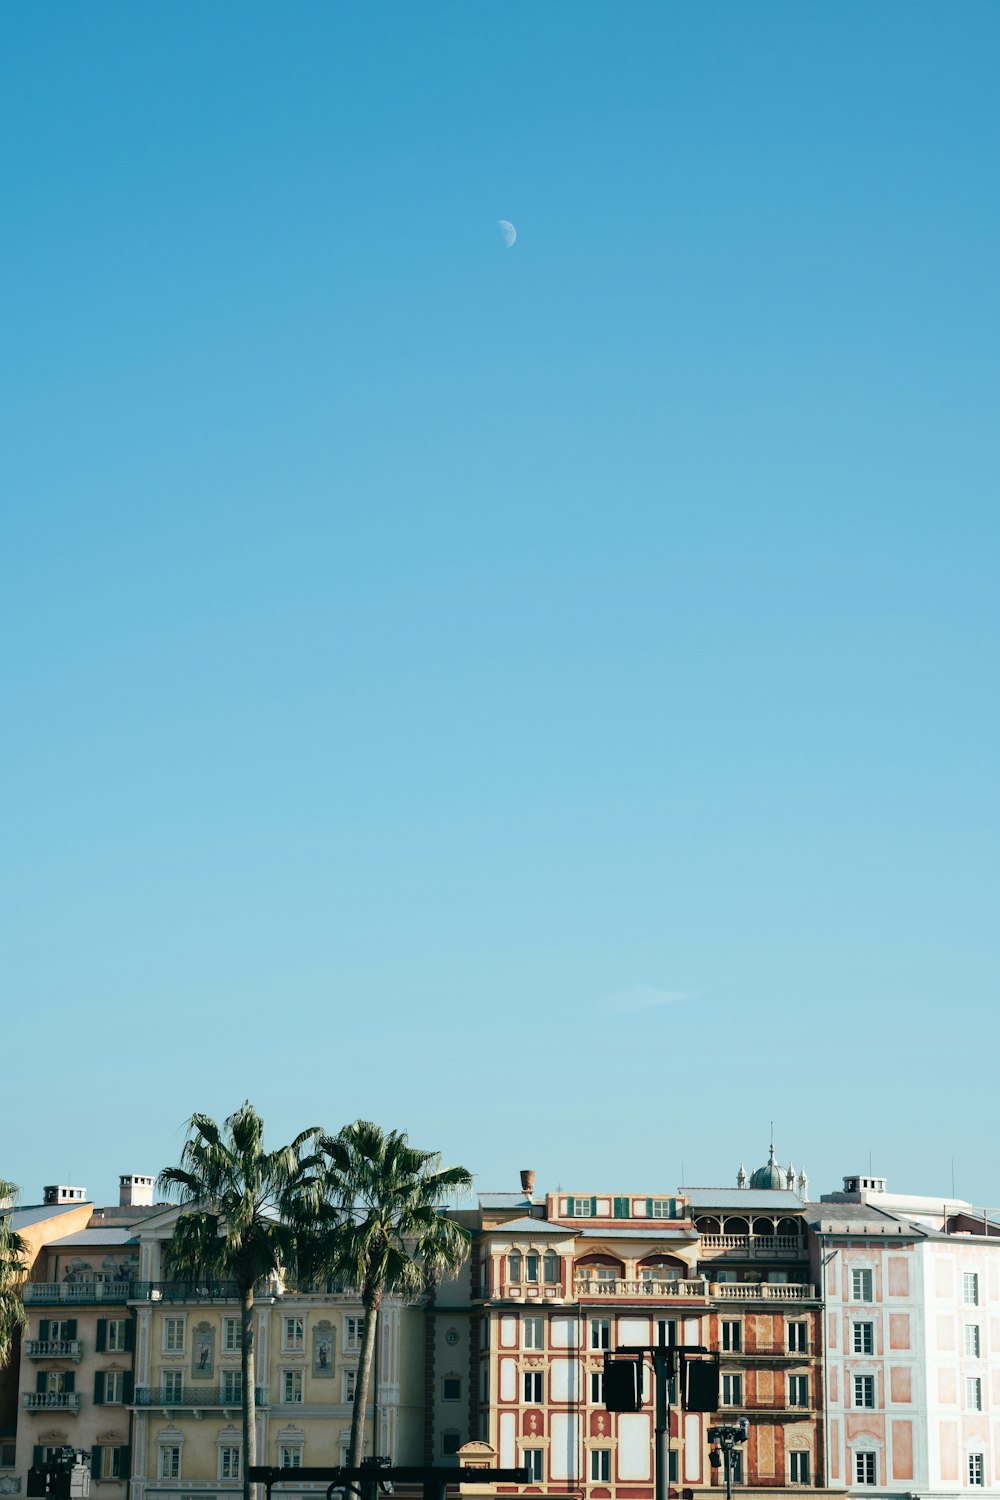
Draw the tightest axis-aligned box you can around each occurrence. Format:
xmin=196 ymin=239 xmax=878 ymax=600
xmin=315 ymin=1122 xmax=473 ymax=1488
xmin=0 ymin=1179 xmax=28 ymax=1366
xmin=157 ymin=1105 xmax=323 ymax=1500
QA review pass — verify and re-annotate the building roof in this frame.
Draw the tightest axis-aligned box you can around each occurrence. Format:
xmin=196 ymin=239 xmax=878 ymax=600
xmin=682 ymin=1188 xmax=805 ymax=1210
xmin=479 ymin=1194 xmax=534 ymax=1210
xmin=483 ymin=1217 xmax=571 ymax=1236
xmin=7 ymin=1203 xmax=90 ymax=1231
xmin=47 ymin=1227 xmax=139 ymax=1248
xmin=804 ymin=1203 xmax=921 ymax=1235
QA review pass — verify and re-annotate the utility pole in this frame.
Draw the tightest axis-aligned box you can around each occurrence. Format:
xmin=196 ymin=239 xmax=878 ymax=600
xmin=605 ymin=1333 xmax=716 ymax=1500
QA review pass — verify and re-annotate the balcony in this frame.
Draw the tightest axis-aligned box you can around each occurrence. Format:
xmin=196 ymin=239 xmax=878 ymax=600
xmin=574 ymin=1278 xmax=708 ymax=1298
xmin=132 ymin=1387 xmax=268 ymax=1410
xmin=23 ymin=1282 xmax=132 ymax=1306
xmin=712 ymin=1282 xmax=815 ymax=1301
xmin=129 ymin=1280 xmax=282 ymax=1303
xmin=23 ymin=1393 xmax=81 ymax=1413
xmin=25 ymin=1339 xmax=84 ymax=1360
xmin=700 ymin=1234 xmax=804 ymax=1258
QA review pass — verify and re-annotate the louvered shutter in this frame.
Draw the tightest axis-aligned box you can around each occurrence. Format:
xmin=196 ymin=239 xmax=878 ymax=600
xmin=95 ymin=1320 xmax=106 ymax=1353
xmin=91 ymin=1449 xmax=101 ymax=1479
xmin=124 ymin=1319 xmax=135 ymax=1351
xmin=63 ymin=1372 xmax=75 ymax=1393
xmin=65 ymin=1320 xmax=77 ymax=1339
xmin=613 ymin=1197 xmax=630 ymax=1218
xmin=94 ymin=1371 xmax=105 ymax=1404
xmin=36 ymin=1373 xmax=46 ymax=1394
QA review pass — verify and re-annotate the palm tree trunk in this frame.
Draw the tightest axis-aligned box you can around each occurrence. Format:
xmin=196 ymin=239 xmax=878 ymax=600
xmin=241 ymin=1286 xmax=256 ymax=1500
xmin=347 ymin=1290 xmax=381 ymax=1493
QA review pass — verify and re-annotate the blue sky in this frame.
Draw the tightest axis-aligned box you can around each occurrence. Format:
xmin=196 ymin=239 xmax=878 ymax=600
xmin=2 ymin=3 xmax=998 ymax=1209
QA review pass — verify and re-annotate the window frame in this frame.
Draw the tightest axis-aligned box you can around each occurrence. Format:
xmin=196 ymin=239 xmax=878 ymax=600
xmin=788 ymin=1373 xmax=810 ymax=1409
xmin=721 ymin=1373 xmax=742 ymax=1407
xmin=721 ymin=1320 xmax=742 ymax=1353
xmin=159 ymin=1446 xmax=181 ymax=1481
xmin=969 ymin=1453 xmax=985 ymax=1487
xmin=854 ymin=1451 xmax=877 ymax=1486
xmin=852 ymin=1321 xmax=874 ymax=1356
xmin=964 ymin=1323 xmax=981 ymax=1358
xmin=219 ymin=1446 xmax=241 ymax=1481
xmin=523 ymin=1316 xmax=545 ymax=1351
xmin=852 ymin=1374 xmax=875 ymax=1410
xmin=789 ymin=1451 xmax=810 ymax=1485
xmin=283 ymin=1316 xmax=305 ymax=1352
xmin=590 ymin=1449 xmax=611 ymax=1482
xmin=964 ymin=1272 xmax=980 ymax=1307
xmin=787 ymin=1321 xmax=808 ymax=1353
xmin=590 ymin=1319 xmax=610 ymax=1351
xmin=966 ymin=1375 xmax=983 ymax=1411
xmin=163 ymin=1317 xmax=186 ymax=1353
xmin=523 ymin=1450 xmax=544 ymax=1482
xmin=283 ymin=1369 xmax=304 ymax=1404
xmin=851 ymin=1268 xmax=873 ymax=1303
xmin=523 ymin=1371 xmax=544 ymax=1404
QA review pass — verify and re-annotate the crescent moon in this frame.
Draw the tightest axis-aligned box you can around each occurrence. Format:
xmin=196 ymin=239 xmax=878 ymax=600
xmin=498 ymin=219 xmax=517 ymax=249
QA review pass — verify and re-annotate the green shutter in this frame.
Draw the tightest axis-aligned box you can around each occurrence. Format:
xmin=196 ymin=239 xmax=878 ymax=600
xmin=566 ymin=1196 xmax=576 ymax=1216
xmin=63 ymin=1373 xmax=74 ymax=1394
xmin=36 ymin=1373 xmax=46 ymax=1394
xmin=65 ymin=1320 xmax=77 ymax=1340
xmin=38 ymin=1319 xmax=49 ymax=1342
xmin=95 ymin=1320 xmax=106 ymax=1353
xmin=590 ymin=1196 xmax=598 ymax=1216
xmin=91 ymin=1449 xmax=101 ymax=1480
xmin=124 ymin=1319 xmax=135 ymax=1352
xmin=122 ymin=1374 xmax=133 ymax=1403
xmin=613 ymin=1197 xmax=630 ymax=1219
xmin=117 ymin=1448 xmax=130 ymax=1479
xmin=646 ymin=1198 xmax=654 ymax=1218
xmin=33 ymin=1447 xmax=44 ymax=1469
xmin=94 ymin=1372 xmax=105 ymax=1404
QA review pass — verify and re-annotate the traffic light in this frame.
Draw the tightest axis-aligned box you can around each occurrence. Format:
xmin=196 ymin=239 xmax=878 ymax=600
xmin=26 ymin=1469 xmax=48 ymax=1498
xmin=684 ymin=1355 xmax=719 ymax=1413
xmin=604 ymin=1357 xmax=642 ymax=1413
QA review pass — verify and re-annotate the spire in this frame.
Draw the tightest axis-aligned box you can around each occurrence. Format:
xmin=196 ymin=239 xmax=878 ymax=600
xmin=737 ymin=1164 xmax=748 ymax=1189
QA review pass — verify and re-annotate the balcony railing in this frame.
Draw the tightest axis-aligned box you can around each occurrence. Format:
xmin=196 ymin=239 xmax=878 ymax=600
xmin=25 ymin=1339 xmax=84 ymax=1360
xmin=23 ymin=1393 xmax=81 ymax=1412
xmin=712 ymin=1282 xmax=815 ymax=1300
xmin=700 ymin=1234 xmax=803 ymax=1257
xmin=132 ymin=1386 xmax=268 ymax=1409
xmin=23 ymin=1282 xmax=132 ymax=1306
xmin=129 ymin=1280 xmax=283 ymax=1303
xmin=574 ymin=1278 xmax=707 ymax=1298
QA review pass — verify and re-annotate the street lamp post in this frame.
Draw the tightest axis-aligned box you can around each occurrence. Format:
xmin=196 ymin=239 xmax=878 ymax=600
xmin=707 ymin=1420 xmax=749 ymax=1500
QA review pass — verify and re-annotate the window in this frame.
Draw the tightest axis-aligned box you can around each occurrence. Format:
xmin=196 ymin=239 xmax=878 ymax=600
xmin=159 ymin=1447 xmax=181 ymax=1481
xmin=283 ymin=1370 xmax=303 ymax=1403
xmin=283 ymin=1317 xmax=304 ymax=1351
xmin=966 ymin=1376 xmax=982 ymax=1411
xmin=164 ymin=1318 xmax=185 ymax=1352
xmin=788 ymin=1374 xmax=810 ymax=1408
xmin=524 ymin=1317 xmax=545 ymax=1350
xmin=969 ymin=1454 xmax=984 ymax=1487
xmin=721 ymin=1374 xmax=742 ymax=1406
xmin=279 ymin=1449 xmax=302 ymax=1470
xmin=104 ymin=1371 xmax=125 ymax=1405
xmin=852 ymin=1322 xmax=874 ymax=1355
xmin=344 ymin=1317 xmax=365 ymax=1352
xmin=789 ymin=1452 xmax=810 ymax=1485
xmin=591 ymin=1319 xmax=610 ymax=1351
xmin=221 ymin=1370 xmax=242 ymax=1402
xmin=543 ymin=1253 xmax=560 ymax=1283
xmin=649 ymin=1199 xmax=675 ymax=1219
xmin=851 ymin=1269 xmax=873 ymax=1302
xmin=163 ymin=1370 xmax=184 ymax=1401
xmin=768 ymin=1271 xmax=789 ymax=1284
xmin=105 ymin=1320 xmax=127 ymax=1352
xmin=571 ymin=1199 xmax=593 ymax=1217
xmin=343 ymin=1370 xmax=356 ymax=1404
xmin=442 ymin=1433 xmax=461 ymax=1457
xmin=219 ymin=1448 xmax=240 ymax=1481
xmin=525 ymin=1254 xmax=539 ymax=1284
xmin=964 ymin=1272 xmax=980 ymax=1307
xmin=0 ymin=1444 xmax=15 ymax=1469
xmin=97 ymin=1447 xmax=126 ymax=1480
xmin=523 ymin=1451 xmax=544 ymax=1481
xmin=729 ymin=1451 xmax=744 ymax=1485
xmin=965 ymin=1324 xmax=981 ymax=1358
xmin=508 ymin=1253 xmax=522 ymax=1283
xmin=853 ymin=1376 xmax=874 ymax=1409
xmin=854 ymin=1452 xmax=877 ymax=1486
xmin=787 ymin=1322 xmax=807 ymax=1353
xmin=223 ymin=1318 xmax=242 ymax=1352
xmin=721 ymin=1320 xmax=741 ymax=1353
xmin=590 ymin=1371 xmax=605 ymax=1404
xmin=590 ymin=1450 xmax=611 ymax=1482
xmin=443 ymin=1376 xmax=461 ymax=1401
xmin=523 ymin=1371 xmax=543 ymax=1403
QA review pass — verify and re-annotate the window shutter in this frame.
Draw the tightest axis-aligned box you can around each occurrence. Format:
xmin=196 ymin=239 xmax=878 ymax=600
xmin=33 ymin=1448 xmax=44 ymax=1469
xmin=96 ymin=1320 xmax=106 ymax=1353
xmin=91 ymin=1449 xmax=101 ymax=1480
xmin=123 ymin=1374 xmax=134 ymax=1403
xmin=36 ymin=1373 xmax=46 ymax=1394
xmin=65 ymin=1320 xmax=77 ymax=1340
xmin=613 ymin=1197 xmax=629 ymax=1219
xmin=63 ymin=1372 xmax=75 ymax=1394
xmin=566 ymin=1196 xmax=576 ymax=1216
xmin=646 ymin=1198 xmax=654 ymax=1217
xmin=38 ymin=1319 xmax=49 ymax=1342
xmin=590 ymin=1196 xmax=598 ymax=1216
xmin=117 ymin=1448 xmax=130 ymax=1479
xmin=124 ymin=1320 xmax=135 ymax=1352
xmin=94 ymin=1372 xmax=105 ymax=1404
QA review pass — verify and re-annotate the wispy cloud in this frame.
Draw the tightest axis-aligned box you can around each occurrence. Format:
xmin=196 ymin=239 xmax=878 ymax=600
xmin=600 ymin=984 xmax=694 ymax=1012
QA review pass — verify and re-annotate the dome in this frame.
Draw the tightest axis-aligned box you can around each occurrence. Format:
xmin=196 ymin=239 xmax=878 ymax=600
xmin=749 ymin=1140 xmax=787 ymax=1191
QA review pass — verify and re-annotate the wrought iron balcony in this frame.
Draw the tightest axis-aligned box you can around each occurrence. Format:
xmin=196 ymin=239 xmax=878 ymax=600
xmin=131 ymin=1386 xmax=269 ymax=1409
xmin=23 ymin=1392 xmax=81 ymax=1412
xmin=23 ymin=1282 xmax=132 ymax=1305
xmin=25 ymin=1339 xmax=84 ymax=1360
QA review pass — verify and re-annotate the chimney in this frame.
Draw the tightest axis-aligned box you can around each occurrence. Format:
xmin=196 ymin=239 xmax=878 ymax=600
xmin=119 ymin=1174 xmax=155 ymax=1208
xmin=520 ymin=1169 xmax=536 ymax=1198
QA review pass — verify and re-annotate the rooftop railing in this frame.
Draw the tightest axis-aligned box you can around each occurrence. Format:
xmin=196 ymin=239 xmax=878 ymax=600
xmin=23 ymin=1282 xmax=132 ymax=1306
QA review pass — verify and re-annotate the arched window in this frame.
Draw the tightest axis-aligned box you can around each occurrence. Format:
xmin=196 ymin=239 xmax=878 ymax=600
xmin=507 ymin=1252 xmax=522 ymax=1284
xmin=543 ymin=1253 xmax=560 ymax=1284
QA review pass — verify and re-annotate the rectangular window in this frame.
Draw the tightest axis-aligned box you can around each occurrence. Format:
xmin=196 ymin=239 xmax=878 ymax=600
xmin=789 ymin=1452 xmax=810 ymax=1485
xmin=283 ymin=1317 xmax=304 ymax=1351
xmin=343 ymin=1370 xmax=356 ymax=1405
xmin=729 ymin=1452 xmax=743 ymax=1485
xmin=163 ymin=1370 xmax=184 ymax=1401
xmin=649 ymin=1199 xmax=674 ymax=1219
xmin=787 ymin=1322 xmax=807 ymax=1353
xmin=967 ymin=1376 xmax=982 ymax=1411
xmin=98 ymin=1448 xmax=125 ymax=1481
xmin=507 ymin=1252 xmax=522 ymax=1284
xmin=279 ymin=1449 xmax=302 ymax=1470
xmin=591 ymin=1319 xmax=610 ymax=1351
xmin=523 ymin=1371 xmax=543 ymax=1403
xmin=283 ymin=1370 xmax=303 ymax=1404
xmin=590 ymin=1371 xmax=604 ymax=1404
xmin=852 ymin=1322 xmax=874 ymax=1355
xmin=344 ymin=1317 xmax=365 ymax=1352
xmin=854 ymin=1452 xmax=877 ymax=1486
xmin=524 ymin=1317 xmax=545 ymax=1350
xmin=721 ymin=1320 xmax=741 ymax=1353
xmin=969 ymin=1454 xmax=984 ymax=1487
xmin=853 ymin=1376 xmax=874 ymax=1409
xmin=443 ymin=1376 xmax=461 ymax=1401
xmin=159 ymin=1448 xmax=181 ymax=1481
xmin=965 ymin=1324 xmax=981 ymax=1358
xmin=164 ymin=1318 xmax=185 ymax=1352
xmin=524 ymin=1451 xmax=544 ymax=1481
xmin=524 ymin=1254 xmax=539 ymax=1283
xmin=788 ymin=1374 xmax=810 ymax=1408
xmin=964 ymin=1272 xmax=980 ymax=1307
xmin=223 ymin=1318 xmax=242 ymax=1352
xmin=0 ymin=1444 xmax=16 ymax=1469
xmin=221 ymin=1370 xmax=242 ymax=1402
xmin=721 ymin=1374 xmax=742 ymax=1406
xmin=543 ymin=1253 xmax=560 ymax=1284
xmin=104 ymin=1371 xmax=125 ymax=1405
xmin=851 ymin=1269 xmax=873 ymax=1302
xmin=442 ymin=1433 xmax=461 ymax=1457
xmin=590 ymin=1450 xmax=611 ymax=1482
xmin=571 ymin=1198 xmax=593 ymax=1217
xmin=220 ymin=1448 xmax=240 ymax=1481
xmin=105 ymin=1320 xmax=127 ymax=1352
